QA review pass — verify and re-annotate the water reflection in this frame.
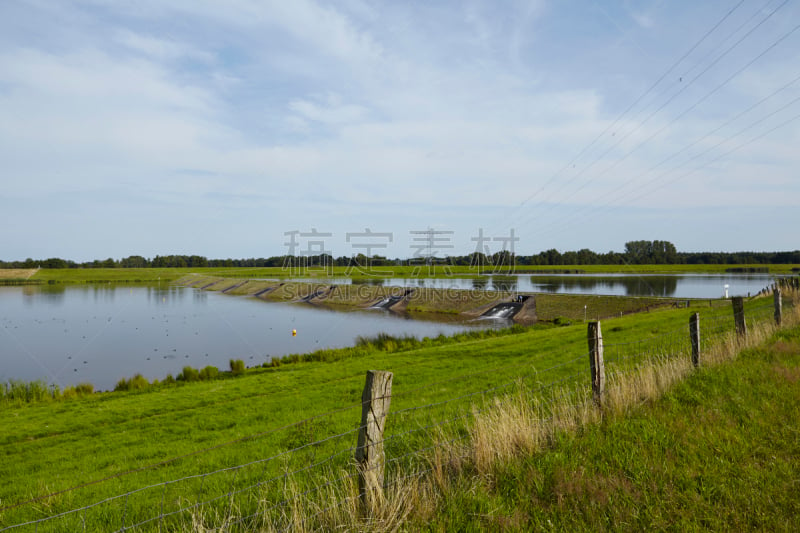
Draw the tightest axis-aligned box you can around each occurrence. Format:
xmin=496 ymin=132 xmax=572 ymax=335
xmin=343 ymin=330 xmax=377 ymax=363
xmin=0 ymin=284 xmax=486 ymax=391
xmin=281 ymin=273 xmax=776 ymax=298
xmin=490 ymin=276 xmax=518 ymax=292
xmin=91 ymin=285 xmax=117 ymax=304
xmin=471 ymin=277 xmax=489 ymax=290
xmin=352 ymin=278 xmax=386 ymax=286
xmin=529 ymin=276 xmax=679 ymax=297
xmin=145 ymin=285 xmax=187 ymax=305
xmin=22 ymin=284 xmax=66 ymax=305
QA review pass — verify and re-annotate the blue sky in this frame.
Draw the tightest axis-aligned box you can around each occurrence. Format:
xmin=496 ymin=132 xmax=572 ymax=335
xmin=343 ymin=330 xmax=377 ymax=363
xmin=1 ymin=0 xmax=798 ymax=261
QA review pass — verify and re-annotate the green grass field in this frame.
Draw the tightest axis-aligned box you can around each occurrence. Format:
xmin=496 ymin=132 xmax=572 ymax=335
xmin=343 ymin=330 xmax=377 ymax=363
xmin=423 ymin=323 xmax=800 ymax=532
xmin=19 ymin=263 xmax=800 ymax=284
xmin=0 ymin=293 xmax=788 ymax=531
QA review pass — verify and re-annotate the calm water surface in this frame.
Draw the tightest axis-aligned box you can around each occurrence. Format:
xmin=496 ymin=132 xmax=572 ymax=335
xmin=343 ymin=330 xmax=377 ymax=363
xmin=0 ymin=273 xmax=780 ymax=390
xmin=0 ymin=284 xmax=490 ymax=391
xmin=281 ymin=273 xmax=777 ymax=298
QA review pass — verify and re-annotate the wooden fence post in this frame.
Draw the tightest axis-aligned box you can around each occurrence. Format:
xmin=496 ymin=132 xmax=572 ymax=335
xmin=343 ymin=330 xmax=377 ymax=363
xmin=732 ymin=297 xmax=747 ymax=338
xmin=689 ymin=313 xmax=700 ymax=367
xmin=587 ymin=321 xmax=605 ymax=407
xmin=774 ymin=287 xmax=782 ymax=326
xmin=355 ymin=370 xmax=393 ymax=513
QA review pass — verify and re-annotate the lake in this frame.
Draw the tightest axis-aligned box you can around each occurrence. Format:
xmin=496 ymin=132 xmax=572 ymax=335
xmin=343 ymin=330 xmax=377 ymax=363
xmin=0 ymin=272 xmax=780 ymax=391
xmin=0 ymin=284 xmax=489 ymax=391
xmin=280 ymin=272 xmax=777 ymax=298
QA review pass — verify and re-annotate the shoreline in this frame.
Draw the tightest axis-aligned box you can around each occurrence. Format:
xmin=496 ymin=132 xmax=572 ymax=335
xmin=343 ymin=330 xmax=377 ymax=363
xmin=177 ymin=274 xmax=696 ymax=324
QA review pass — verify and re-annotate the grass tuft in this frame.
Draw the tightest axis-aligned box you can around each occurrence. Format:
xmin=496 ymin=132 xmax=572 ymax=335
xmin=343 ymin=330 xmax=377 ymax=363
xmin=114 ymin=373 xmax=150 ymax=392
xmin=229 ymin=359 xmax=246 ymax=375
xmin=178 ymin=366 xmax=200 ymax=382
xmin=198 ymin=366 xmax=219 ymax=381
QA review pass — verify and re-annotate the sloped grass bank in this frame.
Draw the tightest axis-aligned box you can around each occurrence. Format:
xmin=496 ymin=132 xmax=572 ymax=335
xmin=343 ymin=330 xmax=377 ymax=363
xmin=190 ymin=304 xmax=800 ymax=532
xmin=422 ymin=324 xmax=800 ymax=531
xmin=0 ymin=295 xmax=792 ymax=530
xmin=178 ymin=274 xmax=688 ymax=321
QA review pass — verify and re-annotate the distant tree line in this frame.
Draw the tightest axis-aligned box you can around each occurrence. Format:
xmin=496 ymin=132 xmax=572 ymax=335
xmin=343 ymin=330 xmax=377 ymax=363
xmin=2 ymin=241 xmax=799 ymax=269
xmin=0 ymin=255 xmax=211 ymax=269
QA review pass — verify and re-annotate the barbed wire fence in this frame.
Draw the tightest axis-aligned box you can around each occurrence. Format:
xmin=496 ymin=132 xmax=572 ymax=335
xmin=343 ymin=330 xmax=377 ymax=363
xmin=2 ymin=283 xmax=797 ymax=532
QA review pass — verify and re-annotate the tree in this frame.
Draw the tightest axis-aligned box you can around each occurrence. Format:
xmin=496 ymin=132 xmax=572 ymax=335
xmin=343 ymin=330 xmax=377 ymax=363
xmin=120 ymin=255 xmax=149 ymax=268
xmin=624 ymin=240 xmax=677 ymax=264
xmin=492 ymin=250 xmax=514 ymax=269
xmin=42 ymin=257 xmax=69 ymax=269
xmin=542 ymin=249 xmax=562 ymax=265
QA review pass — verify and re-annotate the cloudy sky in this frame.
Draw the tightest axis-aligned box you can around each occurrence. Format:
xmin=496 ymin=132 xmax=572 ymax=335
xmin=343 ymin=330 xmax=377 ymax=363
xmin=1 ymin=0 xmax=798 ymax=262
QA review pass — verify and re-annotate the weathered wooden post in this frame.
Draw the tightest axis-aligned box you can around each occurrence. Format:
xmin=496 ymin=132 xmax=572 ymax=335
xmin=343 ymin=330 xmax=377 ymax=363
xmin=732 ymin=297 xmax=747 ymax=338
xmin=774 ymin=287 xmax=782 ymax=326
xmin=355 ymin=370 xmax=393 ymax=513
xmin=587 ymin=321 xmax=605 ymax=407
xmin=689 ymin=313 xmax=700 ymax=367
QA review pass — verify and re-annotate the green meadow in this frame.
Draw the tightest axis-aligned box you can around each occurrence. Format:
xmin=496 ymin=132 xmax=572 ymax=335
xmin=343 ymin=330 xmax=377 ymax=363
xmin=0 ymin=291 xmax=788 ymax=530
xmin=19 ymin=263 xmax=800 ymax=285
xmin=423 ymin=322 xmax=800 ymax=532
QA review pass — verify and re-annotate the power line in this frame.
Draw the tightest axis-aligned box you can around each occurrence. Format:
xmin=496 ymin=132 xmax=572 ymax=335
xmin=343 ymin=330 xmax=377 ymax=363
xmin=627 ymin=108 xmax=800 ymax=204
xmin=530 ymin=104 xmax=800 ymax=240
xmin=485 ymin=0 xmax=748 ymax=237
xmin=534 ymin=80 xmax=800 ymax=239
xmin=489 ymin=3 xmax=792 ymax=251
xmin=521 ymin=20 xmax=800 ymax=241
xmin=608 ymin=92 xmax=800 ymax=207
xmin=512 ymin=1 xmax=793 ymax=238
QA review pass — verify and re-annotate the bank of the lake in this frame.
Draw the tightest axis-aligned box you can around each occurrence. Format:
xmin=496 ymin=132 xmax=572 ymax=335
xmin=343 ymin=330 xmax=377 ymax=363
xmin=4 ymin=268 xmax=793 ymax=393
xmin=0 ymin=283 xmax=490 ymax=391
xmin=12 ymin=263 xmax=800 ymax=285
xmin=0 ymin=293 xmax=794 ymax=531
xmin=418 ymin=322 xmax=800 ymax=531
xmin=179 ymin=273 xmax=729 ymax=320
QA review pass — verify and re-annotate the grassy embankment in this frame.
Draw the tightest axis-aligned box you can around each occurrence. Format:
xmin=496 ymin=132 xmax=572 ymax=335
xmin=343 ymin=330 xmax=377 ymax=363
xmin=17 ymin=266 xmax=791 ymax=323
xmin=15 ymin=263 xmax=800 ymax=285
xmin=179 ymin=274 xmax=696 ymax=321
xmin=420 ymin=321 xmax=800 ymax=531
xmin=0 ymin=292 xmax=791 ymax=530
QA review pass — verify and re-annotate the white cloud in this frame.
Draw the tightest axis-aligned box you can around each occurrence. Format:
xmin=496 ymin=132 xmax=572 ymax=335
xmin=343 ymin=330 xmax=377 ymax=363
xmin=0 ymin=0 xmax=798 ymax=259
xmin=114 ymin=30 xmax=215 ymax=63
xmin=0 ymin=45 xmax=236 ymax=196
xmin=288 ymin=95 xmax=369 ymax=125
xmin=632 ymin=12 xmax=655 ymax=29
xmin=112 ymin=0 xmax=386 ymax=65
xmin=0 ymin=47 xmax=214 ymax=113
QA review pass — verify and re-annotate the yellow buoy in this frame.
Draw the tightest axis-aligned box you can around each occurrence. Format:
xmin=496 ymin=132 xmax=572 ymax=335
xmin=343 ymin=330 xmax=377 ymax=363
xmin=292 ymin=329 xmax=297 ymax=337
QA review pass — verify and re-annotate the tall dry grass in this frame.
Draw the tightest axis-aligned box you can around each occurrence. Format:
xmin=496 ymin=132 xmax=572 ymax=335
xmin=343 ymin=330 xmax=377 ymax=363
xmin=452 ymin=294 xmax=800 ymax=478
xmin=188 ymin=465 xmax=436 ymax=533
xmin=0 ymin=269 xmax=37 ymax=279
